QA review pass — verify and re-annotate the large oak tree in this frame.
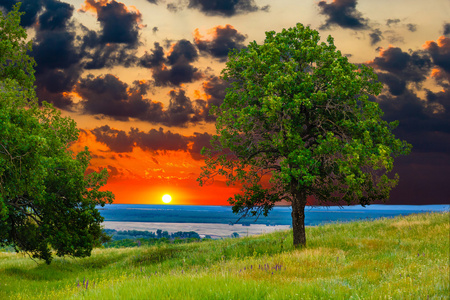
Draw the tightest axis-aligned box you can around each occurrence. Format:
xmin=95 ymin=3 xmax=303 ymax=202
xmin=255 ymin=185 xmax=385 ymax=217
xmin=0 ymin=4 xmax=114 ymax=264
xmin=199 ymin=24 xmax=411 ymax=246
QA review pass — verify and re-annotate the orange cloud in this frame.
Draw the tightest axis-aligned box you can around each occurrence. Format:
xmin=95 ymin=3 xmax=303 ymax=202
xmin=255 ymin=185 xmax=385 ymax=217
xmin=423 ymin=36 xmax=449 ymax=50
xmin=423 ymin=36 xmax=450 ymax=79
xmin=79 ymin=0 xmax=107 ymax=14
xmin=79 ymin=0 xmax=143 ymax=23
xmin=194 ymin=25 xmax=239 ymax=42
xmin=431 ymin=67 xmax=442 ymax=78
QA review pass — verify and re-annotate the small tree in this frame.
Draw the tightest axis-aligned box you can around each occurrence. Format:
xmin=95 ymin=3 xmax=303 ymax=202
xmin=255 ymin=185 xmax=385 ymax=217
xmin=0 ymin=4 xmax=114 ymax=263
xmin=198 ymin=24 xmax=411 ymax=247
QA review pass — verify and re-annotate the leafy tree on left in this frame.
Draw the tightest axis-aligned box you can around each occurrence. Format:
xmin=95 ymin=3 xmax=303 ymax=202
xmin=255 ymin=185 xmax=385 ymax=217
xmin=0 ymin=4 xmax=114 ymax=264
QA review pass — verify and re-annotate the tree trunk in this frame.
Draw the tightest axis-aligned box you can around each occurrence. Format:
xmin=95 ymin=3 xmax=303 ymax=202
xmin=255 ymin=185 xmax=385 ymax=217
xmin=291 ymin=189 xmax=307 ymax=247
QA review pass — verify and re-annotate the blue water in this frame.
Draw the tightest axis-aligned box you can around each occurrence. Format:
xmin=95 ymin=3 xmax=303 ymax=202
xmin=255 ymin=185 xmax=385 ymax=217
xmin=98 ymin=204 xmax=449 ymax=227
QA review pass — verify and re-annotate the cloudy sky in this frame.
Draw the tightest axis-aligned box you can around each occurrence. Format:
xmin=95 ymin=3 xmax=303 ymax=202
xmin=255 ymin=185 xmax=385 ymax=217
xmin=1 ymin=0 xmax=449 ymax=205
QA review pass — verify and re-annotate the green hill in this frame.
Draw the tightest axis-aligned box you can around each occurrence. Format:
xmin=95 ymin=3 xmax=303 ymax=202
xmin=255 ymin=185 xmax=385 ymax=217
xmin=1 ymin=212 xmax=448 ymax=299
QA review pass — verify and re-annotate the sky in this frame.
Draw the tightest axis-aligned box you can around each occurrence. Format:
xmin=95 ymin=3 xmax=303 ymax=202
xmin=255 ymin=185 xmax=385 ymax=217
xmin=1 ymin=0 xmax=449 ymax=205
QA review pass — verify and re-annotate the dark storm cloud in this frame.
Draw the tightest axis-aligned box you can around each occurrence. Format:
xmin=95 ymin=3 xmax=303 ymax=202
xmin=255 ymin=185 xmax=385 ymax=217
xmin=91 ymin=125 xmax=211 ymax=159
xmin=369 ymin=29 xmax=382 ymax=45
xmin=4 ymin=0 xmax=78 ymax=71
xmin=36 ymin=89 xmax=74 ymax=109
xmin=0 ymin=0 xmax=76 ymax=29
xmin=165 ymin=89 xmax=195 ymax=126
xmin=0 ymin=0 xmax=133 ymax=110
xmin=377 ymin=90 xmax=450 ymax=148
xmin=148 ymin=39 xmax=203 ymax=86
xmin=91 ymin=125 xmax=135 ymax=152
xmin=367 ymin=43 xmax=450 ymax=157
xmin=138 ymin=88 xmax=208 ymax=127
xmin=78 ymin=74 xmax=129 ymax=104
xmin=167 ymin=39 xmax=199 ymax=64
xmin=152 ymin=63 xmax=203 ymax=86
xmin=78 ymin=25 xmax=138 ymax=70
xmin=366 ymin=39 xmax=450 ymax=203
xmin=0 ymin=0 xmax=44 ymax=27
xmin=189 ymin=132 xmax=212 ymax=160
xmin=76 ymin=74 xmax=214 ymax=127
xmin=38 ymin=0 xmax=73 ymax=30
xmin=318 ymin=0 xmax=368 ymax=30
xmin=371 ymin=47 xmax=431 ymax=77
xmin=79 ymin=28 xmax=138 ymax=69
xmin=72 ymin=1 xmax=142 ymax=69
xmin=35 ymin=66 xmax=82 ymax=109
xmin=424 ymin=36 xmax=450 ymax=73
xmin=368 ymin=47 xmax=432 ymax=95
xmin=444 ymin=23 xmax=450 ymax=36
xmin=91 ymin=125 xmax=189 ymax=153
xmin=366 ymin=43 xmax=450 ymax=205
xmin=426 ymin=89 xmax=450 ymax=118
xmin=373 ymin=87 xmax=450 ymax=206
xmin=375 ymin=73 xmax=405 ymax=96
xmin=29 ymin=2 xmax=82 ymax=109
xmin=373 ymin=92 xmax=450 ymax=208
xmin=194 ymin=25 xmax=247 ymax=61
xmin=187 ymin=0 xmax=269 ymax=17
xmin=130 ymin=127 xmax=189 ymax=152
xmin=194 ymin=76 xmax=230 ymax=122
xmin=33 ymin=30 xmax=81 ymax=72
xmin=203 ymin=76 xmax=229 ymax=106
xmin=80 ymin=0 xmax=142 ymax=46
xmin=140 ymin=43 xmax=165 ymax=68
xmin=85 ymin=45 xmax=137 ymax=69
xmin=430 ymin=67 xmax=450 ymax=89
xmin=76 ymin=74 xmax=153 ymax=121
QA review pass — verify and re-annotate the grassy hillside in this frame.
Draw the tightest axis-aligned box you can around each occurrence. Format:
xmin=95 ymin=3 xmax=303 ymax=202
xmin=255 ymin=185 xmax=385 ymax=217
xmin=1 ymin=212 xmax=448 ymax=299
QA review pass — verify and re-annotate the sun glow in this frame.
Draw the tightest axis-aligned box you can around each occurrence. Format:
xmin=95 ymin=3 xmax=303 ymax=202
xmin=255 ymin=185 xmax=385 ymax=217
xmin=162 ymin=194 xmax=172 ymax=204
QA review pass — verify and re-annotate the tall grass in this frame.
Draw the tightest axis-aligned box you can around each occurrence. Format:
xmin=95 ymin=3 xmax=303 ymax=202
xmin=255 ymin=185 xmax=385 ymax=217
xmin=1 ymin=212 xmax=448 ymax=299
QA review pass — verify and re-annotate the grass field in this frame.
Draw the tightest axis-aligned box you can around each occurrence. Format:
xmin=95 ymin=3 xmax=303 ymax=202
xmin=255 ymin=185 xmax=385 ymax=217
xmin=1 ymin=212 xmax=448 ymax=299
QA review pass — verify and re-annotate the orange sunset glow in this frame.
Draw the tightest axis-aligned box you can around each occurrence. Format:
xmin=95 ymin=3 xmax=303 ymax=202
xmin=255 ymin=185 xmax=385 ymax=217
xmin=71 ymin=128 xmax=239 ymax=205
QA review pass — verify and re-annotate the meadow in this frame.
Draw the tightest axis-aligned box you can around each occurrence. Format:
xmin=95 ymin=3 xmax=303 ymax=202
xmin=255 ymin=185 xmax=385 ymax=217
xmin=0 ymin=212 xmax=448 ymax=299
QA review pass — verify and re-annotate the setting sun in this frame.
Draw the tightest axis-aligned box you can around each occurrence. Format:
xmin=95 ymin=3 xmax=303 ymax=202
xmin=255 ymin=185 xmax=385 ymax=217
xmin=162 ymin=194 xmax=172 ymax=204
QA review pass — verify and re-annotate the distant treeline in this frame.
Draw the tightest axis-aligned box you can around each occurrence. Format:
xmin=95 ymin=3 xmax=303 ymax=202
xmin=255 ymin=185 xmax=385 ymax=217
xmin=102 ymin=229 xmax=240 ymax=248
xmin=103 ymin=229 xmax=206 ymax=248
xmin=104 ymin=229 xmax=204 ymax=240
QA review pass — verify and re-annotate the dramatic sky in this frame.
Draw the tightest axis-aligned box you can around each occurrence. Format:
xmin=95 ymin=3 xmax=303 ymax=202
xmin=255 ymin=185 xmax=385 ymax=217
xmin=2 ymin=0 xmax=449 ymax=205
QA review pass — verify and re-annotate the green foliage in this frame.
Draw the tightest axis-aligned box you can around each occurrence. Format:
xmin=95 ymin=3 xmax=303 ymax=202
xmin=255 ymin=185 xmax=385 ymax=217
xmin=198 ymin=24 xmax=411 ymax=245
xmin=0 ymin=4 xmax=114 ymax=264
xmin=0 ymin=3 xmax=35 ymax=94
xmin=0 ymin=212 xmax=448 ymax=299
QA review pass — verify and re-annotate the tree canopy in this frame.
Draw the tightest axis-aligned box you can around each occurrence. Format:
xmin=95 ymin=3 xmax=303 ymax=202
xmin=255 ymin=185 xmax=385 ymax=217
xmin=0 ymin=4 xmax=114 ymax=264
xmin=198 ymin=24 xmax=411 ymax=246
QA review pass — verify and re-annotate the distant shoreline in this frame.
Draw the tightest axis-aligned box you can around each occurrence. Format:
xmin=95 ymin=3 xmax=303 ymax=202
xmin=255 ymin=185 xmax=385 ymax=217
xmin=103 ymin=221 xmax=291 ymax=239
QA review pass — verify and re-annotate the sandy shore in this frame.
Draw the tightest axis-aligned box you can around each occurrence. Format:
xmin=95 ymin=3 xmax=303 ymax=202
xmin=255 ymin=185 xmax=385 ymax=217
xmin=103 ymin=221 xmax=291 ymax=239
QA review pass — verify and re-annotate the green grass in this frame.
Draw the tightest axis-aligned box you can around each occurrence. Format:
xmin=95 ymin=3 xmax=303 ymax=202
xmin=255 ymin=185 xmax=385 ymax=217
xmin=1 ymin=212 xmax=448 ymax=299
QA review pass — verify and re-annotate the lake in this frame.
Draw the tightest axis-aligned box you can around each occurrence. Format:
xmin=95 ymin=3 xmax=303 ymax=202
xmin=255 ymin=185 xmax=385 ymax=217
xmin=99 ymin=204 xmax=449 ymax=238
